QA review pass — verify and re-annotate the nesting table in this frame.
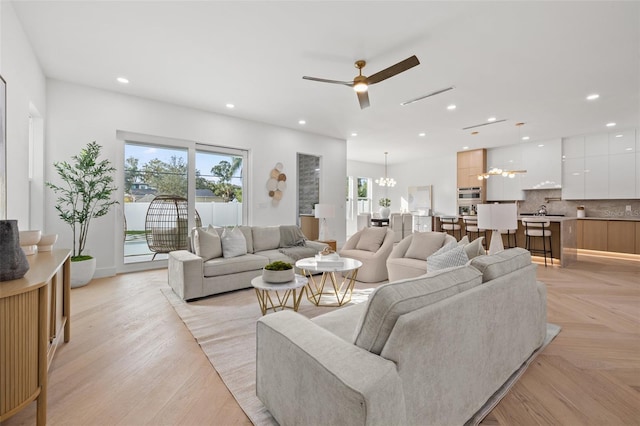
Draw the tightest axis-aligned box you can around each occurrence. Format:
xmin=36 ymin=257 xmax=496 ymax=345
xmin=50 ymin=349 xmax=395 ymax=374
xmin=295 ymin=257 xmax=363 ymax=307
xmin=251 ymin=274 xmax=308 ymax=315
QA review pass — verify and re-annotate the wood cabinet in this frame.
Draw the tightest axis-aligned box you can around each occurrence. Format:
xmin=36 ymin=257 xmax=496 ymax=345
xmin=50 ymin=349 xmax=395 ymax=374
xmin=577 ymin=220 xmax=640 ymax=254
xmin=0 ymin=249 xmax=71 ymax=425
xmin=299 ymin=215 xmax=319 ymax=240
xmin=607 ymin=221 xmax=636 ymax=254
xmin=457 ymin=149 xmax=486 ymax=189
xmin=581 ymin=220 xmax=608 ymax=251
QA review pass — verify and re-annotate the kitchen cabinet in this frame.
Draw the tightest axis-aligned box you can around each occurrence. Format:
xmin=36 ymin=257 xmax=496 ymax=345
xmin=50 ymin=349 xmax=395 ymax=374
xmin=562 ymin=129 xmax=638 ymax=199
xmin=485 ymin=145 xmax=524 ymax=201
xmin=607 ymin=221 xmax=635 ymax=254
xmin=457 ymin=149 xmax=486 ymax=189
xmin=521 ymin=138 xmax=562 ymax=189
xmin=581 ymin=220 xmax=608 ymax=251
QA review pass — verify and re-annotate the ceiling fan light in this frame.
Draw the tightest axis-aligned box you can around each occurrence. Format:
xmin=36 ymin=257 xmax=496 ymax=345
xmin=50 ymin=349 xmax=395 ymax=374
xmin=353 ymin=82 xmax=368 ymax=93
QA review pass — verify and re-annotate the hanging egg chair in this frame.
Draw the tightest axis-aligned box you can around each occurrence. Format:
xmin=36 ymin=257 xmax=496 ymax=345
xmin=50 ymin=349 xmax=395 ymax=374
xmin=144 ymin=195 xmax=202 ymax=260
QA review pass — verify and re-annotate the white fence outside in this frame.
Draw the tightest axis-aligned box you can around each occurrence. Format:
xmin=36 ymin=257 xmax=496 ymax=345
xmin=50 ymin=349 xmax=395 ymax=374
xmin=124 ymin=202 xmax=243 ymax=231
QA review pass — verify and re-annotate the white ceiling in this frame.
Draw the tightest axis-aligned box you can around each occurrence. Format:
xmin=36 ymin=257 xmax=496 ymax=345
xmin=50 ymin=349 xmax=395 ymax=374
xmin=11 ymin=1 xmax=640 ymax=165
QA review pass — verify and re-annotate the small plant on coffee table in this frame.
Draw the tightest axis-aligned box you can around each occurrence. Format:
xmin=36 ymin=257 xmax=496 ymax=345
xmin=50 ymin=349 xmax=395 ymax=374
xmin=264 ymin=261 xmax=293 ymax=271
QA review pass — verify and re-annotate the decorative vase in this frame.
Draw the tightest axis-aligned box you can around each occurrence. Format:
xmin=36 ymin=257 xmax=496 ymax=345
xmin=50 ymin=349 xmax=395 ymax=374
xmin=70 ymin=257 xmax=96 ymax=288
xmin=0 ymin=220 xmax=30 ymax=281
xmin=379 ymin=207 xmax=391 ymax=219
xmin=262 ymin=268 xmax=294 ymax=284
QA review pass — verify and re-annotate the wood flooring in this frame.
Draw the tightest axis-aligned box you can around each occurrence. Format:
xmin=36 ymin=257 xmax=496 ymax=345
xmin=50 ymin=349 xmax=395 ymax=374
xmin=3 ymin=254 xmax=639 ymax=425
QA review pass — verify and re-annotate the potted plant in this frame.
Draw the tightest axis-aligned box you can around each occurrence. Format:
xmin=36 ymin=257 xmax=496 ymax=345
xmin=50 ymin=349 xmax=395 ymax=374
xmin=262 ymin=260 xmax=294 ymax=283
xmin=46 ymin=142 xmax=118 ymax=288
xmin=379 ymin=197 xmax=391 ymax=219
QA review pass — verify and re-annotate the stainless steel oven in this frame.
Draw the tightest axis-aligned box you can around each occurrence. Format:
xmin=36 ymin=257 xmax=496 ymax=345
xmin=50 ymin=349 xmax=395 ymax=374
xmin=457 ymin=187 xmax=482 ymax=201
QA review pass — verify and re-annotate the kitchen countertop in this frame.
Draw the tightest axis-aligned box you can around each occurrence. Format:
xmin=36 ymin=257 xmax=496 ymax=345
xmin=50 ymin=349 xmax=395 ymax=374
xmin=518 ymin=216 xmax=576 ymax=222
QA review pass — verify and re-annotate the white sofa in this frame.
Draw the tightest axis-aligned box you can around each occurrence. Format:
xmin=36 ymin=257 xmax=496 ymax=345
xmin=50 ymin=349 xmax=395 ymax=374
xmin=168 ymin=225 xmax=327 ymax=301
xmin=257 ymin=248 xmax=547 ymax=425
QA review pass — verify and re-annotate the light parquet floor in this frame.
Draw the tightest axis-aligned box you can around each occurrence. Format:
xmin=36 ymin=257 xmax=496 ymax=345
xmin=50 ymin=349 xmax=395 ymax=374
xmin=4 ymin=255 xmax=639 ymax=425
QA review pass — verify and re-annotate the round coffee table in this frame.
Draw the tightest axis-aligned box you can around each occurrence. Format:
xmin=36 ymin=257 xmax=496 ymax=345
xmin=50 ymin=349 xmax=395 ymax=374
xmin=295 ymin=257 xmax=363 ymax=307
xmin=251 ymin=274 xmax=308 ymax=315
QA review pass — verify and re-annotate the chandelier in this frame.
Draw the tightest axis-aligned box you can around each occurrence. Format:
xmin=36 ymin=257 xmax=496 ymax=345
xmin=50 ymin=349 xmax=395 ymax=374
xmin=375 ymin=152 xmax=396 ymax=187
xmin=478 ymin=122 xmax=527 ymax=180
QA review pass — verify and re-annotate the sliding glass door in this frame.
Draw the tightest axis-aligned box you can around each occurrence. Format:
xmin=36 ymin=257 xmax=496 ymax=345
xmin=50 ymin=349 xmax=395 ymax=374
xmin=122 ymin=139 xmax=247 ymax=267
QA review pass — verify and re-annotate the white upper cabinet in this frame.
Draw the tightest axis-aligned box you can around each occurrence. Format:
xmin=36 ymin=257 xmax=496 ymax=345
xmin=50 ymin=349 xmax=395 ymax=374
xmin=521 ymin=138 xmax=562 ymax=189
xmin=485 ymin=145 xmax=524 ymax=201
xmin=562 ymin=129 xmax=637 ymax=199
xmin=585 ymin=133 xmax=608 ymax=156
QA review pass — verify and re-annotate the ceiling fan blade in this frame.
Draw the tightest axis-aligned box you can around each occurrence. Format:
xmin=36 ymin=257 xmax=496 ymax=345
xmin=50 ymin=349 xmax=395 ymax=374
xmin=367 ymin=55 xmax=420 ymax=85
xmin=357 ymin=91 xmax=370 ymax=109
xmin=302 ymin=76 xmax=353 ymax=86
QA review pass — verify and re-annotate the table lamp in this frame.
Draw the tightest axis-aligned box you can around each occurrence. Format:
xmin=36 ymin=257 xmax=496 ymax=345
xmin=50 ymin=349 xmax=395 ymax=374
xmin=314 ymin=204 xmax=335 ymax=241
xmin=477 ymin=203 xmax=517 ymax=255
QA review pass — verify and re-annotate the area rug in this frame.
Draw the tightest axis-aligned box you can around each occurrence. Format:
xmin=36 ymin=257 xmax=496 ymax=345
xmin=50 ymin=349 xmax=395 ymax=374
xmin=162 ymin=286 xmax=560 ymax=426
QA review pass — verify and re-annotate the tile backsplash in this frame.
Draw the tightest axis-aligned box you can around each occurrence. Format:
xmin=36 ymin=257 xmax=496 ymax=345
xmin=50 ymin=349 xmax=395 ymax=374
xmin=517 ymin=189 xmax=640 ymax=218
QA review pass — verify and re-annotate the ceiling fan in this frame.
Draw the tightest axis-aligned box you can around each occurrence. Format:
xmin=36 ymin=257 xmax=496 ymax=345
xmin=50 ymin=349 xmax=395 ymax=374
xmin=303 ymin=55 xmax=420 ymax=109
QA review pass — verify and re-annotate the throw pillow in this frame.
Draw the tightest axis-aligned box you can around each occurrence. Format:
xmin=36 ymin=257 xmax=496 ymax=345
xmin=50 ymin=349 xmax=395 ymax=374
xmin=221 ymin=227 xmax=247 ymax=258
xmin=430 ymin=241 xmax=457 ymax=257
xmin=404 ymin=232 xmax=447 ymax=261
xmin=194 ymin=226 xmax=223 ymax=261
xmin=355 ymin=227 xmax=387 ymax=252
xmin=457 ymin=235 xmax=470 ymax=246
xmin=463 ymin=237 xmax=486 ymax=259
xmin=426 ymin=245 xmax=469 ymax=272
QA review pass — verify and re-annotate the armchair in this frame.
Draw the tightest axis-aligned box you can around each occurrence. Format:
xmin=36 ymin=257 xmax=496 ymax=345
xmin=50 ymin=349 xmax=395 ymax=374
xmin=386 ymin=232 xmax=456 ymax=282
xmin=339 ymin=227 xmax=395 ymax=282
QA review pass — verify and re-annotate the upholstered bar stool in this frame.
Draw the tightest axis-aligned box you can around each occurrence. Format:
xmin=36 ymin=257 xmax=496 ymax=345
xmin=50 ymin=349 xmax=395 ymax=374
xmin=462 ymin=216 xmax=488 ymax=248
xmin=441 ymin=216 xmax=462 ymax=240
xmin=502 ymin=229 xmax=518 ymax=248
xmin=521 ymin=217 xmax=553 ymax=266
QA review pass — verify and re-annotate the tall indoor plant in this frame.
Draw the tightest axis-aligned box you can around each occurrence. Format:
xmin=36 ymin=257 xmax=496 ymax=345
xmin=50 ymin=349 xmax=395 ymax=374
xmin=47 ymin=141 xmax=118 ymax=287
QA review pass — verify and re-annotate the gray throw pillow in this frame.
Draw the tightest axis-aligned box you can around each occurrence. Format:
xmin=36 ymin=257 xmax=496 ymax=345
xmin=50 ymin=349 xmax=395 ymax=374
xmin=221 ymin=227 xmax=248 ymax=258
xmin=404 ymin=232 xmax=447 ymax=260
xmin=463 ymin=237 xmax=486 ymax=259
xmin=427 ymin=245 xmax=469 ymax=271
xmin=355 ymin=227 xmax=387 ymax=252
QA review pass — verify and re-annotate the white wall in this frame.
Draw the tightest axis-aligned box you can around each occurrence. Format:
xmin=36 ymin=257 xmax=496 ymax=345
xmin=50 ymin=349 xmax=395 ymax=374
xmin=347 ymin=154 xmax=458 ymax=219
xmin=0 ymin=1 xmax=47 ymax=228
xmin=46 ymin=80 xmax=346 ymax=277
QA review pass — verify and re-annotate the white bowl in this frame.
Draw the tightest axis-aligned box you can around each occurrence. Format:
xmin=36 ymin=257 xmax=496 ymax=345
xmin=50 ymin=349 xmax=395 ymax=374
xmin=21 ymin=245 xmax=38 ymax=256
xmin=19 ymin=230 xmax=42 ymax=246
xmin=37 ymin=233 xmax=58 ymax=252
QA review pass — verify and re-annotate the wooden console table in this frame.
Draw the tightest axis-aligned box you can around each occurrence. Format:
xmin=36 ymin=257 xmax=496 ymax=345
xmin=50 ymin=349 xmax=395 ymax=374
xmin=0 ymin=249 xmax=71 ymax=425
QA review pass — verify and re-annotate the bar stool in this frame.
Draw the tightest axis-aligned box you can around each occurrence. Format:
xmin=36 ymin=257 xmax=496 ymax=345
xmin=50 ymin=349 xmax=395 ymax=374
xmin=501 ymin=228 xmax=518 ymax=248
xmin=441 ymin=216 xmax=462 ymax=240
xmin=521 ymin=217 xmax=553 ymax=266
xmin=462 ymin=216 xmax=488 ymax=248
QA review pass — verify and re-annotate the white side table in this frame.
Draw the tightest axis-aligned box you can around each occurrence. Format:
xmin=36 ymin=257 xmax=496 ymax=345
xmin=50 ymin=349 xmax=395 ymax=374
xmin=251 ymin=274 xmax=308 ymax=315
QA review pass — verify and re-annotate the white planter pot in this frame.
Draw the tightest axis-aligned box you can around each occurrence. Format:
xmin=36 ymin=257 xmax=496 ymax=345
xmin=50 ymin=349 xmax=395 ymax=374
xmin=71 ymin=257 xmax=96 ymax=288
xmin=262 ymin=268 xmax=294 ymax=284
xmin=379 ymin=207 xmax=391 ymax=219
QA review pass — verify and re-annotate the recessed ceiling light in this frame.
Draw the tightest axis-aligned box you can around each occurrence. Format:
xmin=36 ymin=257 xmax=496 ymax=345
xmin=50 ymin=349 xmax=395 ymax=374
xmin=606 ymin=122 xmax=616 ymax=127
xmin=298 ymin=120 xmax=306 ymax=125
xmin=116 ymin=77 xmax=129 ymax=84
xmin=351 ymin=132 xmax=358 ymax=137
xmin=487 ymin=117 xmax=496 ymax=122
xmin=625 ymin=147 xmax=633 ymax=151
xmin=462 ymin=146 xmax=469 ymax=150
xmin=586 ymin=94 xmax=600 ymax=100
xmin=225 ymin=103 xmax=235 ymax=109
xmin=538 ymin=144 xmax=544 ymax=147
xmin=615 ymin=134 xmax=623 ymax=138
xmin=471 ymin=131 xmax=479 ymax=135
xmin=447 ymin=104 xmax=457 ymax=110
xmin=418 ymin=132 xmax=426 ymax=137
xmin=522 ymin=136 xmax=530 ymax=141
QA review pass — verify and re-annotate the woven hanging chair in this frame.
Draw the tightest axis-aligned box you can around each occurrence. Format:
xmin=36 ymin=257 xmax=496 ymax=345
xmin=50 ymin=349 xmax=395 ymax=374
xmin=144 ymin=195 xmax=202 ymax=260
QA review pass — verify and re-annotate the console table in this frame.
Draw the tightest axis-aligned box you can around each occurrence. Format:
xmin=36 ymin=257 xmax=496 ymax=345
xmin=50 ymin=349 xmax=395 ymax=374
xmin=0 ymin=249 xmax=71 ymax=425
